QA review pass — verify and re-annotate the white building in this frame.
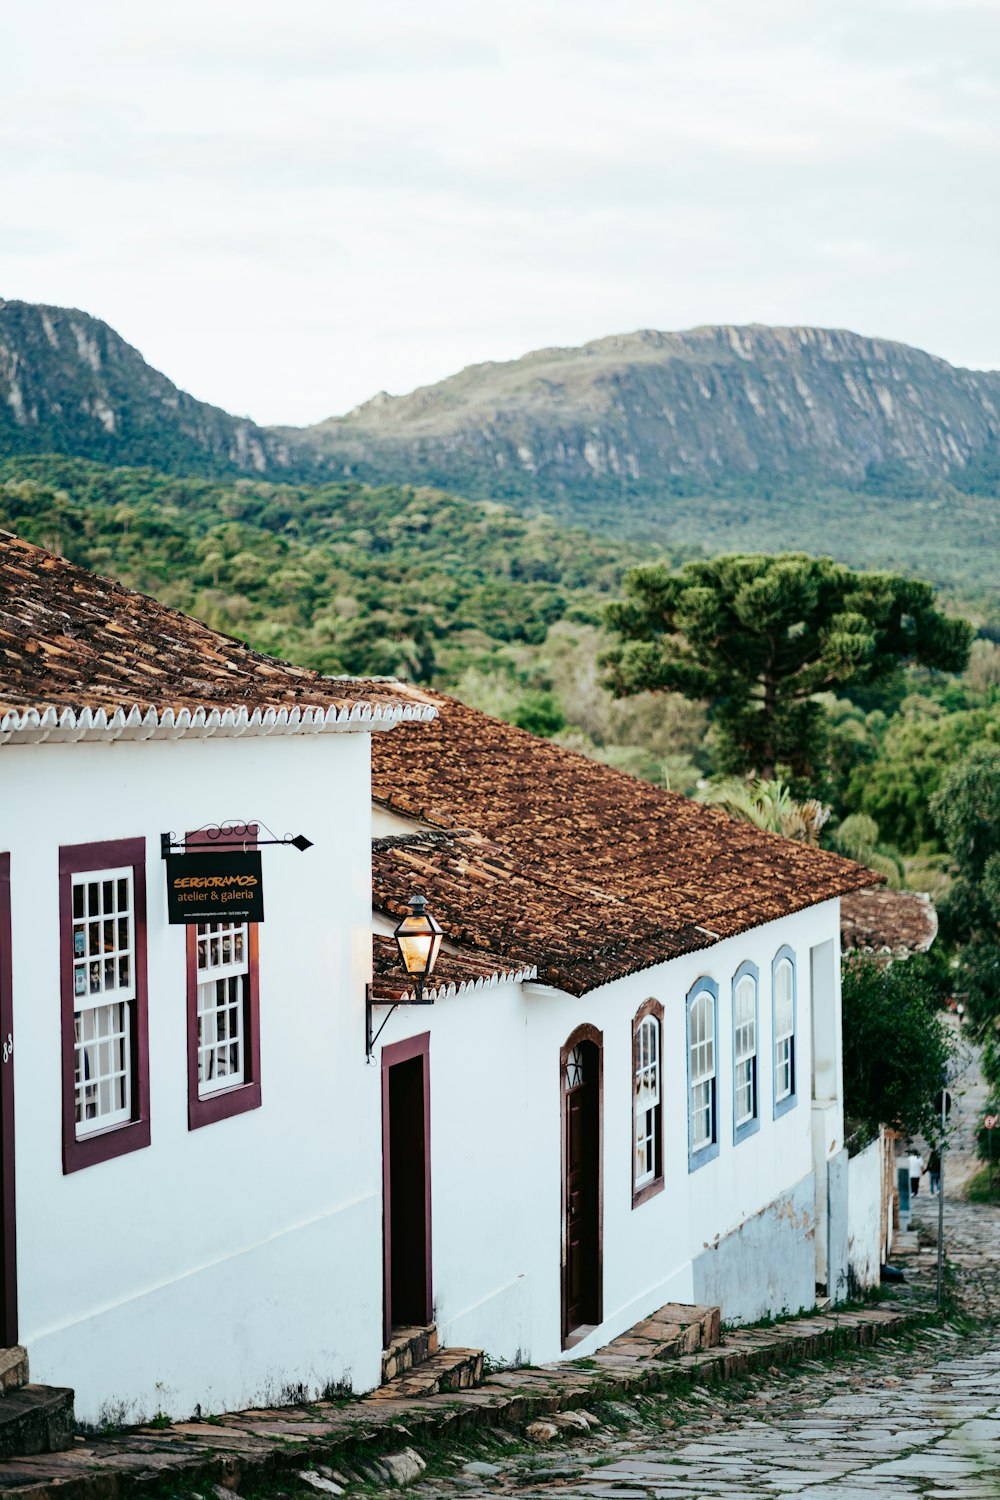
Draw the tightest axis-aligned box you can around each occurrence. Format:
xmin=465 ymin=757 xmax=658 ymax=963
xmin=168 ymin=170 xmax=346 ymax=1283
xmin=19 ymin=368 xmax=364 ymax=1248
xmin=0 ymin=533 xmax=876 ymax=1427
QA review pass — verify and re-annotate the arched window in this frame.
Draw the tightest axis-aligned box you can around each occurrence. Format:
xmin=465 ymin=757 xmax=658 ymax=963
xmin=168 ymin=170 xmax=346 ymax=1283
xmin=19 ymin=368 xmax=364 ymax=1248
xmin=732 ymin=962 xmax=759 ymax=1143
xmin=632 ymin=1000 xmax=663 ymax=1205
xmin=686 ymin=978 xmax=719 ymax=1169
xmin=773 ymin=947 xmax=797 ymax=1117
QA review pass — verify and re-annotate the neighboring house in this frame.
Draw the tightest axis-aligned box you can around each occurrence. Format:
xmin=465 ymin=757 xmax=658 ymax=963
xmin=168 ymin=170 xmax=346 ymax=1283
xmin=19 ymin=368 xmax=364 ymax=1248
xmin=840 ymin=888 xmax=938 ymax=960
xmin=0 ymin=534 xmax=435 ymax=1425
xmin=368 ymin=688 xmax=877 ymax=1356
xmin=840 ymin=886 xmax=939 ymax=1292
xmin=0 ymin=534 xmax=878 ymax=1428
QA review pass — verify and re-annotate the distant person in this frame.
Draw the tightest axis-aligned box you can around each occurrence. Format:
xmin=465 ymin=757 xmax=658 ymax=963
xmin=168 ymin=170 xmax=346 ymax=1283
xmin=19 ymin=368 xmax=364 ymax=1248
xmin=909 ymin=1150 xmax=923 ymax=1197
xmin=928 ymin=1148 xmax=941 ymax=1195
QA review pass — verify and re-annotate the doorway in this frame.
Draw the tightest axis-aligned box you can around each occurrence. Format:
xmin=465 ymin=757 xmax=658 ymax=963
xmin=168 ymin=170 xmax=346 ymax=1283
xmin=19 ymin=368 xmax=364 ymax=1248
xmin=0 ymin=854 xmax=16 ymax=1347
xmin=561 ymin=1025 xmax=602 ymax=1347
xmin=381 ymin=1033 xmax=432 ymax=1346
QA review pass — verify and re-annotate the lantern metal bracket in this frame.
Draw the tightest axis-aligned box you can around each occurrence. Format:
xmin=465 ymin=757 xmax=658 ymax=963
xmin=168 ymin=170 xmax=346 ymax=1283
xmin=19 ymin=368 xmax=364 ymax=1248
xmin=366 ymin=981 xmax=434 ymax=1061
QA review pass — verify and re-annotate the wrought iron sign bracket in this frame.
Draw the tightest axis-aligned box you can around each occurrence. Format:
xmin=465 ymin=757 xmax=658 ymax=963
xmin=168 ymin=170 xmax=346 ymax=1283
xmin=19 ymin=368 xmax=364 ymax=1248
xmin=365 ymin=983 xmax=434 ymax=1062
xmin=160 ymin=821 xmax=313 ymax=859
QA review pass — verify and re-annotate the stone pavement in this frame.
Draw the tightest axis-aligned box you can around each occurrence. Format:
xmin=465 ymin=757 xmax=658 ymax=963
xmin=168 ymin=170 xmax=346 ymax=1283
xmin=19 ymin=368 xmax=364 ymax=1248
xmin=0 ymin=1306 xmax=923 ymax=1497
xmin=386 ymin=1192 xmax=999 ymax=1500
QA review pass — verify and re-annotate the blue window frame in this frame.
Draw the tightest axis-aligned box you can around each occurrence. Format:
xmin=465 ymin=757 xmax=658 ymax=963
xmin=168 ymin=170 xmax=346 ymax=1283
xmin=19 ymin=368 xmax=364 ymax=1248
xmin=732 ymin=961 xmax=760 ymax=1145
xmin=772 ymin=945 xmax=798 ymax=1119
xmin=686 ymin=977 xmax=719 ymax=1171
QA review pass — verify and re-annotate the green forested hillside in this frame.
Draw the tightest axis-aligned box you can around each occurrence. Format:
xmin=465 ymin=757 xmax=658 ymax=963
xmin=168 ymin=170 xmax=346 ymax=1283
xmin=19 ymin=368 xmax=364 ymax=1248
xmin=0 ymin=454 xmax=650 ymax=682
xmin=3 ymin=303 xmax=999 ymax=607
xmin=2 ymin=453 xmax=997 ymax=879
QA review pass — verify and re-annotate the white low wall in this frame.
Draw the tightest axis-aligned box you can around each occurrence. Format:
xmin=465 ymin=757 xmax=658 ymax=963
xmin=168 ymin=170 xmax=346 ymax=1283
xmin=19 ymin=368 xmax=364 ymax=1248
xmin=847 ymin=1135 xmax=883 ymax=1294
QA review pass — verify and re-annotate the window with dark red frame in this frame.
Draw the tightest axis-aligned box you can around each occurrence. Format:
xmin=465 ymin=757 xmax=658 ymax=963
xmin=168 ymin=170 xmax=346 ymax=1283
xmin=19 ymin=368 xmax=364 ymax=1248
xmin=59 ymin=837 xmax=150 ymax=1174
xmin=186 ymin=829 xmax=261 ymax=1130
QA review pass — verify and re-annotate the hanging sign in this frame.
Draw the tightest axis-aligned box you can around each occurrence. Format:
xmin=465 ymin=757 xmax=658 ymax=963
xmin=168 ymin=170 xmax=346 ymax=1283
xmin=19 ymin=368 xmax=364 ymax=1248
xmin=165 ymin=851 xmax=265 ymax=924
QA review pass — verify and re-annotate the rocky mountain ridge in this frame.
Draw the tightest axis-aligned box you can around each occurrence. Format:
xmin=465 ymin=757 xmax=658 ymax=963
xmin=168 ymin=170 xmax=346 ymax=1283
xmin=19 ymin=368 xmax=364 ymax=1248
xmin=2 ymin=299 xmax=999 ymax=514
xmin=0 ymin=299 xmax=303 ymax=477
xmin=306 ymin=324 xmax=1000 ymax=491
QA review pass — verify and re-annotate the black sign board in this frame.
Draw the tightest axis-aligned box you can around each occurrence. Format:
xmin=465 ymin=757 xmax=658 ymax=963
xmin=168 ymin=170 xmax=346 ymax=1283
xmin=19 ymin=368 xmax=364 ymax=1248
xmin=165 ymin=851 xmax=265 ymax=925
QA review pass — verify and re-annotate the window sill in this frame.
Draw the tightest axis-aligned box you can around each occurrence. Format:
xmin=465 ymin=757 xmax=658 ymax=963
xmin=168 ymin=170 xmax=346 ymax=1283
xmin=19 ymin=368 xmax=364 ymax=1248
xmin=688 ymin=1139 xmax=720 ymax=1173
xmin=632 ymin=1175 xmax=664 ymax=1210
xmin=64 ymin=1116 xmax=150 ymax=1174
xmin=774 ymin=1092 xmax=798 ymax=1121
xmin=733 ymin=1114 xmax=761 ymax=1146
xmin=189 ymin=1079 xmax=261 ymax=1131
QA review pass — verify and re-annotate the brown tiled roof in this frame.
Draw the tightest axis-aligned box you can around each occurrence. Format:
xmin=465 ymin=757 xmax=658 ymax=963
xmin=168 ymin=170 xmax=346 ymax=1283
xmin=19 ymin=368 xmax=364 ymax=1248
xmin=372 ymin=933 xmax=536 ymax=1003
xmin=840 ymin=888 xmax=937 ymax=957
xmin=371 ymin=686 xmax=881 ymax=989
xmin=0 ymin=532 xmax=435 ymax=735
xmin=372 ymin=830 xmax=713 ymax=996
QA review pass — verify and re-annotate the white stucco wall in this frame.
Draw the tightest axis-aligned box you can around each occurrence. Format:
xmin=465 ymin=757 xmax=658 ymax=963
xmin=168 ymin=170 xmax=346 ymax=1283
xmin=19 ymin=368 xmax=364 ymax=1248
xmin=2 ymin=733 xmax=844 ymax=1422
xmin=383 ymin=898 xmax=841 ymax=1367
xmin=2 ymin=732 xmax=384 ymax=1424
xmin=847 ymin=1135 xmax=884 ymax=1293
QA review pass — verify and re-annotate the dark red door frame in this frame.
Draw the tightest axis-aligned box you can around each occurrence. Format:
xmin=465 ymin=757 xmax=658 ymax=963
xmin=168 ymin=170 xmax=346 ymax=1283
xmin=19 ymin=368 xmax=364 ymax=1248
xmin=560 ymin=1023 xmax=603 ymax=1349
xmin=0 ymin=854 xmax=17 ymax=1345
xmin=381 ymin=1031 xmax=432 ymax=1348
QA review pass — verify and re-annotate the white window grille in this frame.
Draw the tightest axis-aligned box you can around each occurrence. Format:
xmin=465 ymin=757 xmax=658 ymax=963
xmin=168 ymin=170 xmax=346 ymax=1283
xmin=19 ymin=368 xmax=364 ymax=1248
xmin=734 ymin=974 xmax=757 ymax=1127
xmin=196 ymin=921 xmax=248 ymax=1095
xmin=689 ymin=990 xmax=716 ymax=1153
xmin=634 ymin=1013 xmax=661 ymax=1188
xmin=565 ymin=1044 xmax=585 ymax=1090
xmin=72 ymin=868 xmax=134 ymax=1134
xmin=774 ymin=958 xmax=795 ymax=1102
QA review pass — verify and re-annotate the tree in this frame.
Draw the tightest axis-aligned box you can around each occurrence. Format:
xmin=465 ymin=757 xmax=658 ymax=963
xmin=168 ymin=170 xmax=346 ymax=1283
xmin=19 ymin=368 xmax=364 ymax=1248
xmin=932 ymin=745 xmax=1000 ymax=1037
xmin=849 ymin=700 xmax=1000 ymax=852
xmin=841 ymin=956 xmax=953 ymax=1143
xmin=696 ymin=777 xmax=830 ymax=844
xmin=603 ymin=554 xmax=972 ymax=780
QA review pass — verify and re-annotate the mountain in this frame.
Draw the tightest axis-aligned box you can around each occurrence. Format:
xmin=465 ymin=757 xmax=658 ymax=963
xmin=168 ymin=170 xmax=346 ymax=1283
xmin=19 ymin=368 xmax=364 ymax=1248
xmin=305 ymin=324 xmax=1000 ymax=497
xmin=2 ymin=301 xmax=998 ymax=599
xmin=0 ymin=299 xmax=310 ymax=477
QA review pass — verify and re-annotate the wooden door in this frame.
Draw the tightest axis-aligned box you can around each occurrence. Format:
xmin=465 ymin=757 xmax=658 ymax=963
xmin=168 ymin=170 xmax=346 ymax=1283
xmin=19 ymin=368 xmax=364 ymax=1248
xmin=561 ymin=1028 xmax=602 ymax=1345
xmin=382 ymin=1034 xmax=432 ymax=1345
xmin=0 ymin=854 xmax=16 ymax=1347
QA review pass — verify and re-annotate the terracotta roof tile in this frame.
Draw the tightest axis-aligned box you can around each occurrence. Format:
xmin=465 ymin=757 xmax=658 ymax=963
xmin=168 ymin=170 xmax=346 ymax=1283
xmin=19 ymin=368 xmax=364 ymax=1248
xmin=840 ymin=888 xmax=937 ymax=957
xmin=0 ymin=532 xmax=432 ymax=732
xmin=371 ymin=687 xmax=881 ymax=989
xmin=371 ymin=933 xmax=536 ymax=1003
xmin=372 ymin=830 xmax=712 ymax=996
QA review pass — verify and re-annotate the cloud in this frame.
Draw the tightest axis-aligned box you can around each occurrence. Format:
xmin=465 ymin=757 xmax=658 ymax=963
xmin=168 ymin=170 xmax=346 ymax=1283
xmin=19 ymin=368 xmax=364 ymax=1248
xmin=0 ymin=0 xmax=997 ymax=420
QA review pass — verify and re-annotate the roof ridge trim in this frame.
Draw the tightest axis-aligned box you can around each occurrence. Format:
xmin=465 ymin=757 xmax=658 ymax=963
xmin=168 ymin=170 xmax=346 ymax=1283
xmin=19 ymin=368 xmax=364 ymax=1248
xmin=0 ymin=700 xmax=438 ymax=746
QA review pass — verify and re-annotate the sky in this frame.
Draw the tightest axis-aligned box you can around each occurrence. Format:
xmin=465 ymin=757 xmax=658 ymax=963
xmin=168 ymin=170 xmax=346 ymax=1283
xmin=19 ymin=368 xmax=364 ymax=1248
xmin=1 ymin=0 xmax=998 ymax=426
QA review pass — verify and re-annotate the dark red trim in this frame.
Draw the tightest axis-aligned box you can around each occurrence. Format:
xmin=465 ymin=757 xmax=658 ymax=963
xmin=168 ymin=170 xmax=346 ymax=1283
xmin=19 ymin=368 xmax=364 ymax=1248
xmin=0 ymin=853 xmax=17 ymax=1344
xmin=186 ymin=829 xmax=261 ymax=1131
xmin=381 ymin=1031 xmax=432 ymax=1347
xmin=631 ymin=998 xmax=665 ymax=1210
xmin=560 ymin=1022 xmax=603 ymax=1349
xmin=59 ymin=837 xmax=151 ymax=1174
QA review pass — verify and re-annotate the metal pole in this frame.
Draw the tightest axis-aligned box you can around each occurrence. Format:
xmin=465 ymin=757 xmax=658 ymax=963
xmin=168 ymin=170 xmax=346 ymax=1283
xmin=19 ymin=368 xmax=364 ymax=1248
xmin=936 ymin=1093 xmax=946 ymax=1310
xmin=990 ymin=1128 xmax=995 ymax=1208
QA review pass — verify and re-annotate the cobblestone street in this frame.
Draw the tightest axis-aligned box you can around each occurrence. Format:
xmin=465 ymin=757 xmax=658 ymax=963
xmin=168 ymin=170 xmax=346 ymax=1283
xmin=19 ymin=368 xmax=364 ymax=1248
xmin=392 ymin=1193 xmax=1000 ymax=1500
xmin=370 ymin=1029 xmax=1000 ymax=1500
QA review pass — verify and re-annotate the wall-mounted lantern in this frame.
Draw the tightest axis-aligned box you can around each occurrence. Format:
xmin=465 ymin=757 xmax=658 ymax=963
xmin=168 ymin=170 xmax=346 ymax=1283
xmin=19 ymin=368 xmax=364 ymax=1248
xmin=393 ymin=895 xmax=444 ymax=1001
xmin=366 ymin=894 xmax=444 ymax=1059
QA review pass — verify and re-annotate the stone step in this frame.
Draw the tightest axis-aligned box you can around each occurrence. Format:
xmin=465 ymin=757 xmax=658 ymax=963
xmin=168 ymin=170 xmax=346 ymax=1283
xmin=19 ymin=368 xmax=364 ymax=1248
xmin=0 ymin=1348 xmax=28 ymax=1395
xmin=0 ymin=1384 xmax=75 ymax=1461
xmin=381 ymin=1323 xmax=439 ymax=1385
xmin=369 ymin=1347 xmax=484 ymax=1400
xmin=597 ymin=1302 xmax=722 ymax=1363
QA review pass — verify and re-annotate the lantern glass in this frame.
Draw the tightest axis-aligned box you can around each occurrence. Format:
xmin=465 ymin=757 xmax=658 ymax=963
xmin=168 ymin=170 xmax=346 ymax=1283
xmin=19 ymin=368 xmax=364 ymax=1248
xmin=393 ymin=896 xmax=443 ymax=981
